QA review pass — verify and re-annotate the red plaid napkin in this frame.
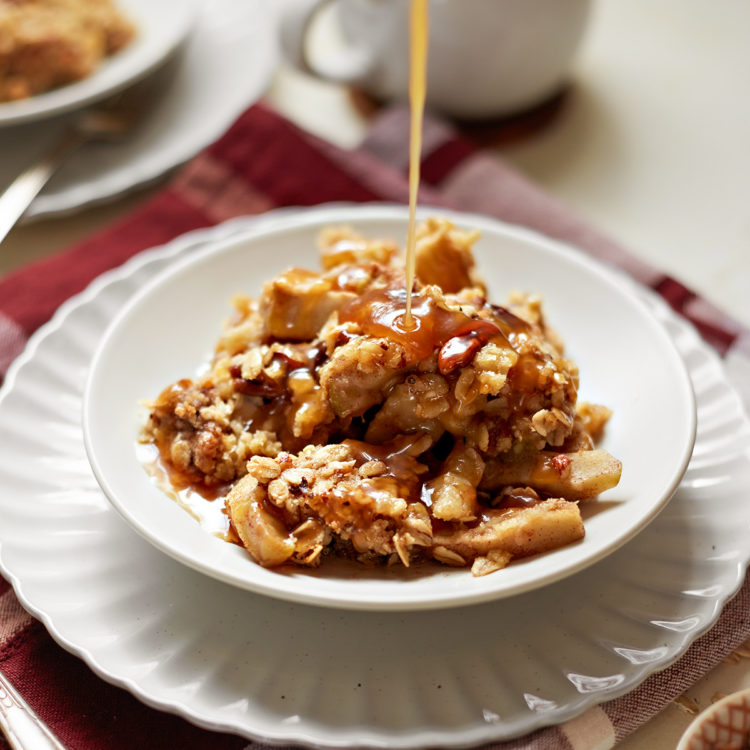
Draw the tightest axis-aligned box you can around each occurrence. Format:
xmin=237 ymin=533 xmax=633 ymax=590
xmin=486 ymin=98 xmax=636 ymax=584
xmin=0 ymin=102 xmax=748 ymax=750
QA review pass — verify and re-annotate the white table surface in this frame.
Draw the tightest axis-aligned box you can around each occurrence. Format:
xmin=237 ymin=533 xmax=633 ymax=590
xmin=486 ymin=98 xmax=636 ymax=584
xmin=1 ymin=0 xmax=748 ymax=747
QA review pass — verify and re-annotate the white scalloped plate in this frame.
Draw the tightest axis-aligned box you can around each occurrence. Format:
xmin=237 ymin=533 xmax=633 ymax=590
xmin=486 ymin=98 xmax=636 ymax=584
xmin=0 ymin=206 xmax=749 ymax=748
xmin=0 ymin=0 xmax=198 ymax=127
xmin=83 ymin=205 xmax=695 ymax=610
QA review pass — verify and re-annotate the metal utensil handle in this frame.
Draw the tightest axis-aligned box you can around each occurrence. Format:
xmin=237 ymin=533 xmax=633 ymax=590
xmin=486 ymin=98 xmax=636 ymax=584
xmin=0 ymin=129 xmax=83 ymax=246
xmin=0 ymin=670 xmax=66 ymax=750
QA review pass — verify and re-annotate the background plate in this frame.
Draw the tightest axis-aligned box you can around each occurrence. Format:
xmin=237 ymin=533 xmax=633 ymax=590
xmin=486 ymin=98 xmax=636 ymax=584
xmin=0 ymin=0 xmax=198 ymax=127
xmin=0 ymin=0 xmax=279 ymax=218
xmin=0 ymin=208 xmax=748 ymax=747
xmin=84 ymin=205 xmax=696 ymax=610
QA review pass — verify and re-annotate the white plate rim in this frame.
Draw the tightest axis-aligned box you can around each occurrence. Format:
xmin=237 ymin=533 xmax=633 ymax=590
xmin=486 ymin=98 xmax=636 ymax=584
xmin=81 ymin=204 xmax=697 ymax=610
xmin=0 ymin=0 xmax=200 ymax=127
xmin=0 ymin=207 xmax=747 ymax=748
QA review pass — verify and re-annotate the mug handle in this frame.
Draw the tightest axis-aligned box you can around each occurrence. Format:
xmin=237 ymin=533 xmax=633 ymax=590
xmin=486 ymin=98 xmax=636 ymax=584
xmin=279 ymin=0 xmax=377 ymax=84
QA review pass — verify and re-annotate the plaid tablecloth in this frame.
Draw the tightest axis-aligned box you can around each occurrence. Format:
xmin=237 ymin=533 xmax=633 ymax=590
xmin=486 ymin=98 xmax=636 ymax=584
xmin=0 ymin=102 xmax=749 ymax=749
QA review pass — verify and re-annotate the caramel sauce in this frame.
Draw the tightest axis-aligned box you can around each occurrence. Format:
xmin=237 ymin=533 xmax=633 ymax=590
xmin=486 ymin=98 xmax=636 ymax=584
xmin=495 ymin=487 xmax=543 ymax=510
xmin=136 ymin=443 xmax=231 ymax=536
xmin=343 ymin=438 xmax=419 ymax=480
xmin=419 ymin=483 xmax=435 ymax=508
xmin=143 ymin=437 xmax=230 ymax=502
xmin=404 ymin=0 xmax=429 ymax=327
xmin=340 ymin=284 xmax=529 ymax=374
xmin=342 ymin=438 xmax=425 ymax=504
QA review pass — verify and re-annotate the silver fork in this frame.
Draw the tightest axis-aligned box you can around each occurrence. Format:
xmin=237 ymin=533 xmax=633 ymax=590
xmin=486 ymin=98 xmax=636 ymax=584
xmin=0 ymin=668 xmax=66 ymax=749
xmin=0 ymin=93 xmax=143 ymax=245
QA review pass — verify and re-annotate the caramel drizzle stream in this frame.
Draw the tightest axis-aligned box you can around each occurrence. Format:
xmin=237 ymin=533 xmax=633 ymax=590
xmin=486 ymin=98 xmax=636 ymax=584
xmin=404 ymin=0 xmax=429 ymax=328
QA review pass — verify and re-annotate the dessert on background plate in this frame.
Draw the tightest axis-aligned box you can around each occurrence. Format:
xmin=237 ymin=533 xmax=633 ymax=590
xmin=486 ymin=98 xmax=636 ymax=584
xmin=142 ymin=218 xmax=622 ymax=576
xmin=0 ymin=0 xmax=135 ymax=102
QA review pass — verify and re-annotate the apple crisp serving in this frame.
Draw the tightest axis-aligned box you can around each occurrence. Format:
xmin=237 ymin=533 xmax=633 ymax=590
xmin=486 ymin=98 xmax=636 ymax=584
xmin=0 ymin=0 xmax=135 ymax=102
xmin=141 ymin=218 xmax=622 ymax=576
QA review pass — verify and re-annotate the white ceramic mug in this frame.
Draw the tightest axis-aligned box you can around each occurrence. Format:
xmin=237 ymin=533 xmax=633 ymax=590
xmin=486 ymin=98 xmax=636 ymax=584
xmin=280 ymin=0 xmax=592 ymax=120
